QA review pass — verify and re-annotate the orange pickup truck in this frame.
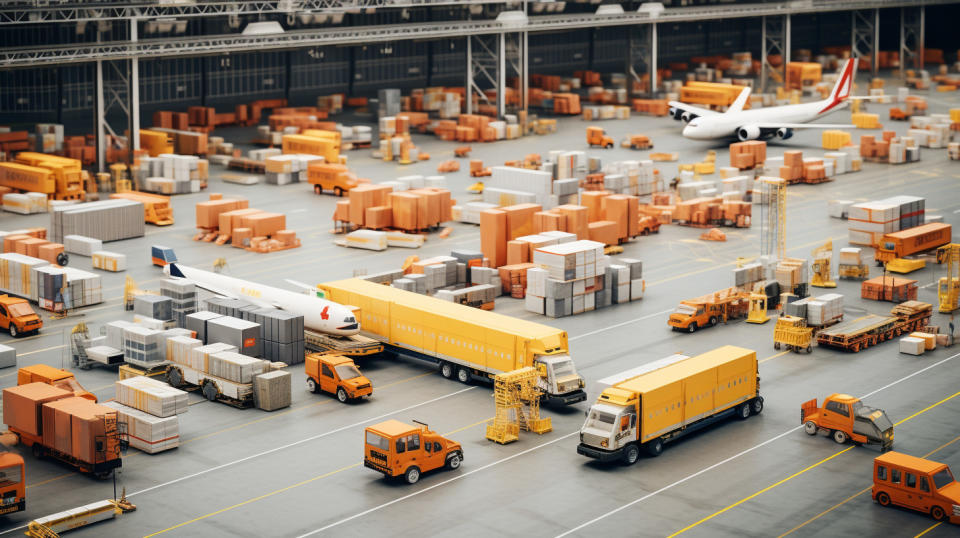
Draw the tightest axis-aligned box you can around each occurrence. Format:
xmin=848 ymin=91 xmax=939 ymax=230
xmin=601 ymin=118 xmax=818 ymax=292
xmin=364 ymin=420 xmax=463 ymax=484
xmin=801 ymin=394 xmax=893 ymax=449
xmin=0 ymin=295 xmax=42 ymax=337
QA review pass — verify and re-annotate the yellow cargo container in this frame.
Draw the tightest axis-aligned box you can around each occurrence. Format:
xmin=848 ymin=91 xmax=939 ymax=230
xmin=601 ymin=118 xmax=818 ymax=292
xmin=317 ymin=278 xmax=586 ymax=405
xmin=281 ymin=134 xmax=340 ymax=164
xmin=577 ymin=345 xmax=761 ymax=464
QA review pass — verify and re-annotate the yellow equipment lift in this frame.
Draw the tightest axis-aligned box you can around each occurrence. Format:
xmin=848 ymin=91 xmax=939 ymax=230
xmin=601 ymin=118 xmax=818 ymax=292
xmin=773 ymin=315 xmax=814 ymax=353
xmin=939 ymin=243 xmax=960 ymax=313
xmin=811 ymin=240 xmax=837 ymax=288
xmin=486 ymin=367 xmax=552 ymax=444
xmin=747 ymin=291 xmax=770 ymax=324
xmin=25 ymin=490 xmax=135 ymax=537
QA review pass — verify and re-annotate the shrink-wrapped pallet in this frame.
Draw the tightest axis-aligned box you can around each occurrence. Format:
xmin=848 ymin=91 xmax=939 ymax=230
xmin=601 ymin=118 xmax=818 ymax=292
xmin=253 ymin=370 xmax=292 ymax=411
xmin=115 ymin=376 xmax=188 ymax=417
xmin=208 ymin=351 xmax=266 ymax=384
xmin=188 ymin=342 xmax=237 ymax=372
xmin=102 ymin=400 xmax=180 ymax=453
xmin=167 ymin=336 xmax=202 ymax=365
xmin=899 ymin=336 xmax=925 ymax=356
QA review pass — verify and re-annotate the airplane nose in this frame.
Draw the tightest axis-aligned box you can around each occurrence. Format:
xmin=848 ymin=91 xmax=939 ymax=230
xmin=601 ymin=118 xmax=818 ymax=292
xmin=682 ymin=124 xmax=695 ymax=138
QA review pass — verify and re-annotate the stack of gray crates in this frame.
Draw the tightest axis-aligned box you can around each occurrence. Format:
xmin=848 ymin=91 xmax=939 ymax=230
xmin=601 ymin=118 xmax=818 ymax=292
xmin=123 ymin=325 xmax=166 ymax=368
xmin=49 ymin=199 xmax=145 ymax=243
xmin=378 ymin=89 xmax=401 ymax=118
xmin=434 ymin=285 xmax=498 ymax=307
xmin=360 ymin=270 xmax=404 ymax=285
xmin=160 ymin=279 xmax=197 ymax=328
xmin=0 ymin=344 xmax=15 ymax=369
xmin=207 ymin=316 xmax=262 ymax=358
xmin=241 ymin=308 xmax=305 ymax=365
xmin=470 ymin=267 xmax=502 ymax=293
xmin=205 ymin=297 xmax=255 ymax=319
xmin=185 ymin=311 xmax=223 ymax=343
xmin=134 ymin=295 xmax=173 ymax=322
xmin=253 ymin=370 xmax=292 ymax=411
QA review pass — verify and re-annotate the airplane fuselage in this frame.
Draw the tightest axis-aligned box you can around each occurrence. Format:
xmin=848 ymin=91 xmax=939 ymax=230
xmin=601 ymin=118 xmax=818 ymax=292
xmin=682 ymin=99 xmax=847 ymax=140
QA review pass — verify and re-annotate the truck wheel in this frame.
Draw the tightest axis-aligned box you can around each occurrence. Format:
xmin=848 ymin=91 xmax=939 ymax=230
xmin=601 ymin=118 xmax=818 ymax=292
xmin=687 ymin=323 xmax=697 ymax=333
xmin=774 ymin=342 xmax=781 ymax=350
xmin=832 ymin=430 xmax=848 ymax=444
xmin=31 ymin=444 xmax=43 ymax=459
xmin=804 ymin=421 xmax=818 ymax=435
xmin=445 ymin=452 xmax=462 ymax=470
xmin=95 ymin=471 xmax=112 ymax=480
xmin=751 ymin=397 xmax=764 ymax=415
xmin=736 ymin=402 xmax=751 ymax=420
xmin=202 ymin=382 xmax=219 ymax=402
xmin=314 ymin=185 xmax=322 ymax=195
xmin=709 ymin=316 xmax=717 ymax=326
xmin=336 ymin=387 xmax=349 ymax=403
xmin=644 ymin=438 xmax=663 ymax=457
xmin=8 ymin=324 xmax=17 ymax=337
xmin=605 ymin=143 xmax=613 ymax=149
xmin=456 ymin=367 xmax=471 ymax=384
xmin=167 ymin=368 xmax=183 ymax=388
xmin=306 ymin=378 xmax=318 ymax=393
xmin=440 ymin=362 xmax=454 ymax=379
xmin=404 ymin=466 xmax=421 ymax=484
xmin=876 ymin=491 xmax=891 ymax=506
xmin=334 ymin=187 xmax=344 ymax=197
xmin=930 ymin=505 xmax=947 ymax=521
xmin=805 ymin=345 xmax=812 ymax=354
xmin=621 ymin=443 xmax=640 ymax=465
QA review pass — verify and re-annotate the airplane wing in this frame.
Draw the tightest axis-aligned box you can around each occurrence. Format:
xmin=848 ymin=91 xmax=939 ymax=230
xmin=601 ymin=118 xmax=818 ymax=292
xmin=756 ymin=123 xmax=855 ymax=130
xmin=846 ymin=95 xmax=889 ymax=101
xmin=189 ymin=280 xmax=239 ymax=300
xmin=667 ymin=101 xmax=719 ymax=118
xmin=285 ymin=279 xmax=316 ymax=293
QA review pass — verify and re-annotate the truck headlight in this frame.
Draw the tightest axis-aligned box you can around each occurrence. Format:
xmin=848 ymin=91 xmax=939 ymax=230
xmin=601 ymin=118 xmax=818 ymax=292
xmin=600 ymin=439 xmax=608 ymax=447
xmin=579 ymin=378 xmax=585 ymax=388
xmin=953 ymin=504 xmax=960 ymax=516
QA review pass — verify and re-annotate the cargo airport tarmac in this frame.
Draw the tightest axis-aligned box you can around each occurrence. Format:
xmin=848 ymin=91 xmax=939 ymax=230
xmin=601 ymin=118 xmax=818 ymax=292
xmin=3 ymin=77 xmax=960 ymax=537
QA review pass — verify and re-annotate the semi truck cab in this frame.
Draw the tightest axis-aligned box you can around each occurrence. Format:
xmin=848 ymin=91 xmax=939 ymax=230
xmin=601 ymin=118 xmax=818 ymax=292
xmin=0 ymin=452 xmax=25 ymax=515
xmin=535 ymin=355 xmax=586 ymax=405
xmin=579 ymin=400 xmax=637 ymax=458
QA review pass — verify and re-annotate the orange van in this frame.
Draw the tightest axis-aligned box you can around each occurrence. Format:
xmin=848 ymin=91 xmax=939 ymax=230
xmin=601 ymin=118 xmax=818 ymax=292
xmin=873 ymin=451 xmax=960 ymax=524
xmin=304 ymin=354 xmax=372 ymax=403
xmin=364 ymin=420 xmax=463 ymax=484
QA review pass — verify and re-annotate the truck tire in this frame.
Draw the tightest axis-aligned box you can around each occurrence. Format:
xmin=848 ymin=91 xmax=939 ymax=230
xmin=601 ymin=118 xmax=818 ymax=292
xmin=644 ymin=438 xmax=663 ymax=457
xmin=456 ymin=366 xmax=471 ymax=384
xmin=751 ymin=397 xmax=764 ymax=415
xmin=336 ymin=387 xmax=349 ymax=403
xmin=709 ymin=316 xmax=717 ymax=326
xmin=334 ymin=187 xmax=344 ymax=197
xmin=687 ymin=322 xmax=697 ymax=333
xmin=314 ymin=185 xmax=322 ymax=195
xmin=876 ymin=491 xmax=891 ymax=506
xmin=167 ymin=368 xmax=183 ymax=388
xmin=832 ymin=430 xmax=848 ymax=444
xmin=440 ymin=362 xmax=455 ymax=379
xmin=736 ymin=402 xmax=751 ymax=420
xmin=306 ymin=378 xmax=318 ymax=393
xmin=202 ymin=381 xmax=219 ymax=402
xmin=31 ymin=444 xmax=43 ymax=459
xmin=445 ymin=452 xmax=462 ymax=470
xmin=404 ymin=466 xmax=421 ymax=484
xmin=621 ymin=444 xmax=640 ymax=465
xmin=930 ymin=505 xmax=947 ymax=521
xmin=774 ymin=342 xmax=781 ymax=350
xmin=605 ymin=143 xmax=613 ymax=149
xmin=804 ymin=421 xmax=818 ymax=435
xmin=8 ymin=324 xmax=17 ymax=337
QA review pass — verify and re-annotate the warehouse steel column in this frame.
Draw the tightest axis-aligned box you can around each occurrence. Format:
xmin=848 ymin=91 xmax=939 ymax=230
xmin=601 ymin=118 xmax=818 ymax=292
xmin=852 ymin=9 xmax=879 ymax=76
xmin=129 ymin=18 xmax=141 ymax=153
xmin=761 ymin=15 xmax=790 ymax=92
xmin=625 ymin=23 xmax=656 ymax=97
xmin=466 ymin=34 xmax=500 ymax=116
xmin=96 ymin=59 xmax=106 ymax=173
xmin=900 ymin=6 xmax=924 ymax=78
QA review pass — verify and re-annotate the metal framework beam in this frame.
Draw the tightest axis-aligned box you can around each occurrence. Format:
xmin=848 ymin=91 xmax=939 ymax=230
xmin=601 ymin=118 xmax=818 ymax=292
xmin=761 ymin=14 xmax=790 ymax=92
xmin=900 ymin=5 xmax=924 ymax=77
xmin=852 ymin=9 xmax=879 ymax=76
xmin=625 ymin=23 xmax=657 ymax=97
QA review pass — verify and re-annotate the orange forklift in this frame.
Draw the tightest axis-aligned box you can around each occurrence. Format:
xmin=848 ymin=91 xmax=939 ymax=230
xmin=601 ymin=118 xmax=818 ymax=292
xmin=364 ymin=420 xmax=463 ymax=484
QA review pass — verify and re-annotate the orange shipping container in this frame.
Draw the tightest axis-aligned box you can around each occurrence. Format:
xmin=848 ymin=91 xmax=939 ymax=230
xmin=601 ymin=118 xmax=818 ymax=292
xmin=480 ymin=209 xmax=508 ymax=268
xmin=364 ymin=206 xmax=393 ymax=229
xmin=499 ymin=203 xmax=542 ymax=241
xmin=66 ymin=398 xmax=117 ymax=464
xmin=588 ymin=221 xmax=620 ymax=246
xmin=555 ymin=205 xmax=589 ymax=240
xmin=580 ymin=191 xmax=610 ymax=222
xmin=2 ymin=383 xmax=72 ymax=437
xmin=196 ymin=198 xmax=245 ymax=229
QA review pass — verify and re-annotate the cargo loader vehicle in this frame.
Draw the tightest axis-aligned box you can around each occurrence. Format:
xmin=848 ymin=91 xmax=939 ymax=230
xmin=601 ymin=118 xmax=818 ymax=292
xmin=872 ymin=451 xmax=960 ymax=525
xmin=874 ymin=223 xmax=952 ymax=265
xmin=816 ymin=301 xmax=932 ymax=352
xmin=802 ymin=394 xmax=893 ymax=450
xmin=668 ymin=287 xmax=750 ymax=333
xmin=364 ymin=419 xmax=462 ymax=484
xmin=0 ymin=452 xmax=25 ymax=515
xmin=577 ymin=346 xmax=762 ymax=464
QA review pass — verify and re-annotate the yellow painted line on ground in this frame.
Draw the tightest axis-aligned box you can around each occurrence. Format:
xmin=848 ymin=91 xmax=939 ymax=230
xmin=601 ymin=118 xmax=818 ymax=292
xmin=26 ymin=472 xmax=73 ymax=489
xmin=914 ymin=522 xmax=942 ymax=537
xmin=778 ymin=433 xmax=960 ymax=537
xmin=144 ymin=410 xmax=488 ymax=536
xmin=759 ymin=351 xmax=790 ymax=364
xmin=668 ymin=389 xmax=960 ymax=537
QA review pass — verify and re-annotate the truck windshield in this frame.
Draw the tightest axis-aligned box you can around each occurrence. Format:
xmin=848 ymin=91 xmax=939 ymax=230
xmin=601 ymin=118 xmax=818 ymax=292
xmin=0 ymin=466 xmax=21 ymax=486
xmin=933 ymin=468 xmax=955 ymax=489
xmin=7 ymin=303 xmax=33 ymax=317
xmin=365 ymin=431 xmax=390 ymax=451
xmin=584 ymin=408 xmax=617 ymax=432
xmin=673 ymin=305 xmax=696 ymax=316
xmin=335 ymin=364 xmax=362 ymax=380
xmin=553 ymin=359 xmax=576 ymax=377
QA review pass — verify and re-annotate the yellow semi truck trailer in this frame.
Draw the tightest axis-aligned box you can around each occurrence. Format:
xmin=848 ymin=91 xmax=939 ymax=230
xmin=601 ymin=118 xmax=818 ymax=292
xmin=317 ymin=278 xmax=586 ymax=405
xmin=577 ymin=345 xmax=762 ymax=464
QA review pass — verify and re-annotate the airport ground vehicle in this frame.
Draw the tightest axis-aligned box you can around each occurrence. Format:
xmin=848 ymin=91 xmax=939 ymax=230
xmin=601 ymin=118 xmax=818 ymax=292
xmin=872 ymin=451 xmax=960 ymax=524
xmin=638 ymin=215 xmax=661 ymax=235
xmin=110 ymin=191 xmax=173 ymax=225
xmin=364 ymin=419 xmax=462 ymax=484
xmin=317 ymin=278 xmax=586 ymax=405
xmin=577 ymin=345 xmax=762 ymax=464
xmin=18 ymin=365 xmax=96 ymax=401
xmin=0 ymin=452 xmax=25 ymax=515
xmin=802 ymin=394 xmax=893 ymax=449
xmin=621 ymin=134 xmax=653 ymax=150
xmin=874 ymin=223 xmax=952 ymax=264
xmin=306 ymin=162 xmax=359 ymax=196
xmin=773 ymin=315 xmax=813 ymax=353
xmin=0 ymin=295 xmax=42 ymax=337
xmin=816 ymin=301 xmax=932 ymax=352
xmin=586 ymin=126 xmax=614 ymax=149
xmin=305 ymin=354 xmax=372 ymax=402
xmin=668 ymin=287 xmax=750 ymax=333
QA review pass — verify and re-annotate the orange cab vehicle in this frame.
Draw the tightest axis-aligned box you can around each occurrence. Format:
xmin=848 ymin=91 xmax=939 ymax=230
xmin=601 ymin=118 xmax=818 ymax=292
xmin=304 ymin=354 xmax=372 ymax=403
xmin=364 ymin=419 xmax=463 ymax=484
xmin=0 ymin=452 xmax=25 ymax=515
xmin=873 ymin=451 xmax=960 ymax=524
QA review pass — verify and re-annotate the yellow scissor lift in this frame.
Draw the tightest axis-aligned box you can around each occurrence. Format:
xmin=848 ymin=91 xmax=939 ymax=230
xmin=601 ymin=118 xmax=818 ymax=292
xmin=486 ymin=367 xmax=552 ymax=444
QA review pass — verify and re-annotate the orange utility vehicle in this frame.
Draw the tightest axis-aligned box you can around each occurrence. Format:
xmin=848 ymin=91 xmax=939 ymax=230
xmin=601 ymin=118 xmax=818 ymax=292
xmin=364 ymin=419 xmax=463 ymax=484
xmin=18 ymin=365 xmax=97 ymax=402
xmin=586 ymin=126 xmax=614 ymax=149
xmin=306 ymin=162 xmax=359 ymax=196
xmin=668 ymin=287 xmax=750 ymax=333
xmin=801 ymin=394 xmax=894 ymax=449
xmin=0 ymin=452 xmax=25 ymax=515
xmin=0 ymin=295 xmax=42 ymax=337
xmin=621 ymin=134 xmax=653 ymax=150
xmin=874 ymin=223 xmax=952 ymax=264
xmin=638 ymin=215 xmax=662 ymax=235
xmin=304 ymin=354 xmax=372 ymax=403
xmin=873 ymin=451 xmax=960 ymax=524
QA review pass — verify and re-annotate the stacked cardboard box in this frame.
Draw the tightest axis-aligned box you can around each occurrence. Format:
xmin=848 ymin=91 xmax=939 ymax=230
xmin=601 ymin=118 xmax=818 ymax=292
xmin=34 ymin=265 xmax=102 ymax=311
xmin=599 ymin=160 xmax=657 ymax=196
xmin=729 ymin=140 xmax=767 ymax=169
xmin=185 ymin=343 xmax=238 ymax=373
xmin=899 ymin=336 xmax=925 ymax=355
xmin=861 ymin=276 xmax=918 ymax=302
xmin=160 ymin=279 xmax=197 ymax=328
xmin=264 ymin=154 xmax=323 ymax=185
xmin=122 ymin=325 xmax=166 ymax=369
xmin=134 ymin=295 xmax=173 ymax=322
xmin=209 ymin=351 xmax=266 ymax=384
xmin=91 ymin=251 xmax=126 ymax=272
xmin=253 ymin=370 xmax=292 ymax=411
xmin=2 ymin=193 xmax=47 ymax=215
xmin=115 ymin=376 xmax=188 ymax=418
xmin=775 ymin=258 xmax=808 ymax=294
xmin=848 ymin=196 xmax=925 ymax=246
xmin=206 ymin=316 xmax=261 ymax=358
xmin=63 ymin=235 xmax=102 ymax=256
xmin=49 ymin=199 xmax=144 ymax=244
xmin=102 ymin=400 xmax=180 ymax=454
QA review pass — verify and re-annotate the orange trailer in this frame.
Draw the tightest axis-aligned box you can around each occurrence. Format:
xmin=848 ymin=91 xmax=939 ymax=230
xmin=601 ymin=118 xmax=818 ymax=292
xmin=874 ymin=223 xmax=952 ymax=264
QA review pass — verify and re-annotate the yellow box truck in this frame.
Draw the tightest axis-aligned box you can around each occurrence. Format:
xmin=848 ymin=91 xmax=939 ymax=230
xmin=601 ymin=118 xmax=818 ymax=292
xmin=577 ymin=345 xmax=762 ymax=464
xmin=317 ymin=278 xmax=586 ymax=405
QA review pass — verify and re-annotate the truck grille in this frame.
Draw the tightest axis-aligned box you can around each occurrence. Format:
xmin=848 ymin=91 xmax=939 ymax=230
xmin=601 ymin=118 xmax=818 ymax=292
xmin=356 ymin=384 xmax=371 ymax=390
xmin=581 ymin=432 xmax=608 ymax=448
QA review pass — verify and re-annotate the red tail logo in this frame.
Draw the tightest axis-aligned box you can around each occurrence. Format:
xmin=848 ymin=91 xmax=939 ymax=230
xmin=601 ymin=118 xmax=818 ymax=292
xmin=320 ymin=306 xmax=329 ymax=320
xmin=818 ymin=60 xmax=854 ymax=114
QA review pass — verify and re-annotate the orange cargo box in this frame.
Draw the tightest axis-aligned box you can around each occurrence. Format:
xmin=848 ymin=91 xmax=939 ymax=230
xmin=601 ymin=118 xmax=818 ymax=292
xmin=507 ymin=240 xmax=529 ymax=266
xmin=219 ymin=208 xmax=262 ymax=236
xmin=333 ymin=200 xmax=350 ymax=222
xmin=64 ymin=398 xmax=117 ymax=464
xmin=3 ymin=234 xmax=30 ymax=253
xmin=2 ymin=383 xmax=72 ymax=437
xmin=232 ymin=228 xmax=253 ymax=248
xmin=480 ymin=209 xmax=508 ymax=268
xmin=196 ymin=198 xmax=247 ymax=229
xmin=499 ymin=203 xmax=542 ymax=241
xmin=349 ymin=184 xmax=393 ymax=226
xmin=497 ymin=263 xmax=536 ymax=295
xmin=37 ymin=243 xmax=64 ymax=265
xmin=580 ymin=191 xmax=610 ymax=222
xmin=533 ymin=211 xmax=566 ymax=234
xmin=388 ymin=191 xmax=422 ymax=232
xmin=240 ymin=212 xmax=286 ymax=237
xmin=555 ymin=205 xmax=589 ymax=240
xmin=20 ymin=237 xmax=48 ymax=258
xmin=588 ymin=221 xmax=619 ymax=246
xmin=364 ymin=206 xmax=393 ymax=229
xmin=41 ymin=397 xmax=76 ymax=454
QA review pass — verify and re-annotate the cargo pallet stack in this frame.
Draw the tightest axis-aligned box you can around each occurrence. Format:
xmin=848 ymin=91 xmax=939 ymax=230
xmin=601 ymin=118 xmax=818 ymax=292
xmin=783 ymin=293 xmax=845 ymax=329
xmin=106 ymin=376 xmax=189 ymax=453
xmin=848 ymin=195 xmax=925 ymax=247
xmin=194 ymin=194 xmax=301 ymax=253
xmin=49 ymin=199 xmax=145 ymax=244
xmin=333 ymin=181 xmax=453 ymax=233
xmin=160 ymin=279 xmax=198 ymax=328
xmin=196 ymin=300 xmax=305 ymax=365
xmin=133 ymin=295 xmax=175 ymax=328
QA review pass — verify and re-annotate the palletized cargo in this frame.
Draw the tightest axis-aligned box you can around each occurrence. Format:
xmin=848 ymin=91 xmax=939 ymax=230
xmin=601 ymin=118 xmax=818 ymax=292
xmin=91 ymin=251 xmax=126 ymax=272
xmin=63 ymin=235 xmax=102 ymax=256
xmin=33 ymin=265 xmax=103 ymax=310
xmin=134 ymin=295 xmax=173 ymax=321
xmin=101 ymin=400 xmax=179 ymax=453
xmin=49 ymin=199 xmax=145 ymax=244
xmin=253 ymin=370 xmax=292 ymax=411
xmin=208 ymin=351 xmax=265 ymax=384
xmin=122 ymin=325 xmax=166 ymax=368
xmin=115 ymin=376 xmax=188 ymax=417
xmin=206 ymin=316 xmax=261 ymax=357
xmin=186 ymin=311 xmax=223 ymax=343
xmin=0 ymin=253 xmax=48 ymax=300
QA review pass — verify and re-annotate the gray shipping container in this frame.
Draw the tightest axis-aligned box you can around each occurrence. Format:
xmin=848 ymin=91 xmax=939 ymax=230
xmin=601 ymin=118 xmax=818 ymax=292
xmin=134 ymin=295 xmax=174 ymax=321
xmin=185 ymin=311 xmax=223 ymax=344
xmin=206 ymin=316 xmax=262 ymax=357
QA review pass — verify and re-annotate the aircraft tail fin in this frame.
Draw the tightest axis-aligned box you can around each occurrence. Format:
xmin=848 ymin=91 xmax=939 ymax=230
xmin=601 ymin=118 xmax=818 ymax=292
xmin=726 ymin=86 xmax=752 ymax=114
xmin=818 ymin=59 xmax=855 ymax=114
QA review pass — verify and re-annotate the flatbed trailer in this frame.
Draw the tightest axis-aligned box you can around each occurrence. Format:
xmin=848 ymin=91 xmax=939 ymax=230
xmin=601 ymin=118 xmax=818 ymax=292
xmin=166 ymin=363 xmax=254 ymax=408
xmin=11 ymin=428 xmax=121 ymax=479
xmin=817 ymin=301 xmax=932 ymax=352
xmin=304 ymin=329 xmax=383 ymax=357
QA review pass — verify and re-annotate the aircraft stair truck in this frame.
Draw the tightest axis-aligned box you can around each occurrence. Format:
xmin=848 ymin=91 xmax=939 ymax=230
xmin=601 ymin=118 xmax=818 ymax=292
xmin=577 ymin=345 xmax=762 ymax=465
xmin=668 ymin=287 xmax=750 ymax=333
xmin=0 ymin=452 xmax=25 ymax=515
xmin=0 ymin=295 xmax=42 ymax=337
xmin=801 ymin=394 xmax=894 ymax=449
xmin=316 ymin=278 xmax=587 ymax=406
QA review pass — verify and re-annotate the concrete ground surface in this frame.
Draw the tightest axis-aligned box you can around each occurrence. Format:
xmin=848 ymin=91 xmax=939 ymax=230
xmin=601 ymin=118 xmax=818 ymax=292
xmin=1 ymin=72 xmax=960 ymax=537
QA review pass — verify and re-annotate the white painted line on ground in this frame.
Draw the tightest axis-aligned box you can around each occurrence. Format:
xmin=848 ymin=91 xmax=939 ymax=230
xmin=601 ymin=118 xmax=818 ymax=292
xmin=570 ymin=309 xmax=673 ymax=341
xmin=290 ymin=209 xmax=308 ymax=213
xmin=554 ymin=351 xmax=960 ymax=537
xmin=0 ymin=386 xmax=477 ymax=536
xmin=297 ymin=432 xmax=578 ymax=537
